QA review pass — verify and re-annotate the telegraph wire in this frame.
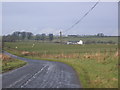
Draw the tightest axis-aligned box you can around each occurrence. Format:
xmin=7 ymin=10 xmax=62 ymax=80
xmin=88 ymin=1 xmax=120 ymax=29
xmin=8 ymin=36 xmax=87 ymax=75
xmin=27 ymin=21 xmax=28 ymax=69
xmin=62 ymin=0 xmax=100 ymax=34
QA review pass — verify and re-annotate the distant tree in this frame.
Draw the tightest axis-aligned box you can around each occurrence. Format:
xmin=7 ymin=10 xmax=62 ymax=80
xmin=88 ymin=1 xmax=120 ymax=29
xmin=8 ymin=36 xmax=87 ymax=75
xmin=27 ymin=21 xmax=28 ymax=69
xmin=20 ymin=32 xmax=27 ymax=40
xmin=2 ymin=35 xmax=7 ymax=42
xmin=97 ymin=33 xmax=104 ymax=37
xmin=12 ymin=31 xmax=20 ymax=36
xmin=12 ymin=31 xmax=21 ymax=41
xmin=49 ymin=34 xmax=53 ymax=41
xmin=41 ymin=33 xmax=46 ymax=41
xmin=26 ymin=32 xmax=33 ymax=40
xmin=35 ymin=34 xmax=41 ymax=40
xmin=3 ymin=35 xmax=16 ymax=42
xmin=68 ymin=35 xmax=78 ymax=37
xmin=10 ymin=35 xmax=16 ymax=42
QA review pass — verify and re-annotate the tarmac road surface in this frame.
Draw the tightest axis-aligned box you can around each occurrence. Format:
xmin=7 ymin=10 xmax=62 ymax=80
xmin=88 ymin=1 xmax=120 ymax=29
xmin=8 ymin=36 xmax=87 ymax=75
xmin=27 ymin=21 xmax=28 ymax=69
xmin=2 ymin=52 xmax=81 ymax=88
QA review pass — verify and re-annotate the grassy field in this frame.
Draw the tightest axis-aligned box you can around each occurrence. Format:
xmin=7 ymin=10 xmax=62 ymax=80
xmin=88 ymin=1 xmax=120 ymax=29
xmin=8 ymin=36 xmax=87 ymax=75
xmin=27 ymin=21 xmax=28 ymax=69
xmin=0 ymin=53 xmax=27 ymax=73
xmin=4 ymin=41 xmax=118 ymax=88
xmin=53 ymin=36 xmax=118 ymax=44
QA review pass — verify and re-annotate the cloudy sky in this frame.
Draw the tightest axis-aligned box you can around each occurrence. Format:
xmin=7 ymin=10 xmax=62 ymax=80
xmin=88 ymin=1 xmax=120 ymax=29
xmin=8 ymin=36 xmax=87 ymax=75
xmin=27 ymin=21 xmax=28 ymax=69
xmin=2 ymin=2 xmax=118 ymax=36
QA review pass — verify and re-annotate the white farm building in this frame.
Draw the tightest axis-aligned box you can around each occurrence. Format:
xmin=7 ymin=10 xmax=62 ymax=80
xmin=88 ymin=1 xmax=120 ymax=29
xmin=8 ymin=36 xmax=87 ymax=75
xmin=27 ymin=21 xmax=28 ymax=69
xmin=67 ymin=40 xmax=83 ymax=45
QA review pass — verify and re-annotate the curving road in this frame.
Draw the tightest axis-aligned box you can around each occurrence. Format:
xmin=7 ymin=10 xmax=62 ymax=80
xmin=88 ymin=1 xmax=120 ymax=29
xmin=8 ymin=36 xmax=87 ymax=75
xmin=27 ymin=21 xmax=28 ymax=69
xmin=2 ymin=52 xmax=81 ymax=88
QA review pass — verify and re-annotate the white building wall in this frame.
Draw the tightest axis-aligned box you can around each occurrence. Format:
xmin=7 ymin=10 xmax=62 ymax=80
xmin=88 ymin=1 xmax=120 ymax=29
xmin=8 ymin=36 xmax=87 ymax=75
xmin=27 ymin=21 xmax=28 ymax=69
xmin=77 ymin=40 xmax=83 ymax=45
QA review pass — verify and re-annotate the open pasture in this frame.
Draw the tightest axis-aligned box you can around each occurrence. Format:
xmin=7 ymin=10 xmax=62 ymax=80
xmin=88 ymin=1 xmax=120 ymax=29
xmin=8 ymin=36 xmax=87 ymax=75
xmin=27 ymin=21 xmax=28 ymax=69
xmin=4 ymin=42 xmax=118 ymax=88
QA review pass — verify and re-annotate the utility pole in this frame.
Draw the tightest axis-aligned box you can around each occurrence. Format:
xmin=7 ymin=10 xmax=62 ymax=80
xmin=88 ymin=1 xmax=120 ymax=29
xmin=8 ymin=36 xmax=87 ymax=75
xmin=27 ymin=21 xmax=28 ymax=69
xmin=60 ymin=31 xmax=62 ymax=44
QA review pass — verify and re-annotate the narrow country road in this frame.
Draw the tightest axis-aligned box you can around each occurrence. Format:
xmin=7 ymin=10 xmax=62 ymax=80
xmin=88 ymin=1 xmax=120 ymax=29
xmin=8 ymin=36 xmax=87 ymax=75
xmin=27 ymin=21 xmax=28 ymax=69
xmin=2 ymin=52 xmax=81 ymax=88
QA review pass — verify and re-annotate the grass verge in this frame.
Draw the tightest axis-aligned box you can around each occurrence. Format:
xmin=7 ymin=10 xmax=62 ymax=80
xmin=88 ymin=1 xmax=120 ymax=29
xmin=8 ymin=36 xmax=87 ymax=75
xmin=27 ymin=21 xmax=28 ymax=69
xmin=0 ymin=54 xmax=27 ymax=73
xmin=24 ymin=55 xmax=118 ymax=88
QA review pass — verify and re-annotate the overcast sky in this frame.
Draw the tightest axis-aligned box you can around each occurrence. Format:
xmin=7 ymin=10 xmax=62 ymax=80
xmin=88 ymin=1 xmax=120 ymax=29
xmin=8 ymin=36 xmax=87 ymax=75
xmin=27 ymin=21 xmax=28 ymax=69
xmin=2 ymin=2 xmax=118 ymax=36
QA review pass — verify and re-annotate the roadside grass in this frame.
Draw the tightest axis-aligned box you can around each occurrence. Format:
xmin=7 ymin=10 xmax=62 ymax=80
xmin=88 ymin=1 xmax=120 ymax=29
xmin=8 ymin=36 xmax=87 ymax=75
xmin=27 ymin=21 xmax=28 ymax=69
xmin=4 ymin=42 xmax=118 ymax=88
xmin=0 ymin=54 xmax=27 ymax=73
xmin=24 ymin=53 xmax=118 ymax=88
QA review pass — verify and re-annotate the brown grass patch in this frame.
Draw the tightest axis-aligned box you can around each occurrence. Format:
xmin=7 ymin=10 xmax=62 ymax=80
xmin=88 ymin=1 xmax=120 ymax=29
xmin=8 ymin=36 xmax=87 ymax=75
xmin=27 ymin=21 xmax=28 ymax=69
xmin=112 ymin=78 xmax=118 ymax=81
xmin=21 ymin=51 xmax=30 ymax=56
xmin=21 ymin=51 xmax=40 ymax=56
xmin=0 ymin=54 xmax=2 ymax=59
xmin=83 ymin=52 xmax=108 ymax=62
xmin=114 ymin=51 xmax=120 ymax=57
xmin=21 ymin=51 xmax=118 ymax=62
xmin=40 ymin=53 xmax=80 ymax=59
xmin=0 ymin=54 xmax=12 ymax=61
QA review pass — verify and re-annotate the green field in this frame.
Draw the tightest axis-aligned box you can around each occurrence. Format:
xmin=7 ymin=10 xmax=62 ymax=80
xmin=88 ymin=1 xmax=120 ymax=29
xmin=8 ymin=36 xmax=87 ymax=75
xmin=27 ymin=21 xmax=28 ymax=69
xmin=53 ymin=36 xmax=118 ymax=44
xmin=4 ymin=41 xmax=118 ymax=88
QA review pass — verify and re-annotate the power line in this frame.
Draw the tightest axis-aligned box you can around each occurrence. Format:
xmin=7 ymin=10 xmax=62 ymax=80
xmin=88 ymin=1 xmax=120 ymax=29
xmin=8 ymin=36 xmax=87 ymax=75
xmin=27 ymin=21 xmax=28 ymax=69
xmin=63 ymin=0 xmax=100 ymax=34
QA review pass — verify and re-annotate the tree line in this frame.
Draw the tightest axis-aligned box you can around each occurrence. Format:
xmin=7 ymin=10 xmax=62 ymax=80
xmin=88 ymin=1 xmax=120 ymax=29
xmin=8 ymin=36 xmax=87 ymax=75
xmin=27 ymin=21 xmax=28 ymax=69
xmin=3 ymin=31 xmax=54 ymax=42
xmin=2 ymin=31 xmax=117 ymax=44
